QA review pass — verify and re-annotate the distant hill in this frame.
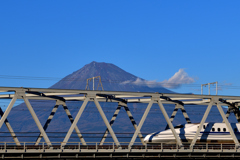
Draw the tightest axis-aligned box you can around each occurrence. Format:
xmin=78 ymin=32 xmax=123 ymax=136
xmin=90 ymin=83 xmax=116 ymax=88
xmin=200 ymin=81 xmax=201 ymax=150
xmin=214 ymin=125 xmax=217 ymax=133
xmin=0 ymin=61 xmax=234 ymax=143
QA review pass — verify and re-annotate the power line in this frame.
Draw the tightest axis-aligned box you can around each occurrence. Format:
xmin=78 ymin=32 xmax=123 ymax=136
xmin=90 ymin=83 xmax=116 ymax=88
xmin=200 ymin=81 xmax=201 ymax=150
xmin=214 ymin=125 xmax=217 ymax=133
xmin=0 ymin=74 xmax=237 ymax=89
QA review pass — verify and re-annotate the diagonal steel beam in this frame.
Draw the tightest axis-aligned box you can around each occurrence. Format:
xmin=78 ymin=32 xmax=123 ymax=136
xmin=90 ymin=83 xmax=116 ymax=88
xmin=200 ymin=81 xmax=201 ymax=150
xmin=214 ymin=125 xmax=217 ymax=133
xmin=219 ymin=99 xmax=240 ymax=123
xmin=157 ymin=99 xmax=183 ymax=147
xmin=165 ymin=104 xmax=179 ymax=130
xmin=223 ymin=103 xmax=240 ymax=123
xmin=129 ymin=99 xmax=154 ymax=147
xmin=179 ymin=104 xmax=191 ymax=124
xmin=166 ymin=104 xmax=191 ymax=130
xmin=170 ymin=104 xmax=179 ymax=122
xmin=233 ymin=103 xmax=240 ymax=123
xmin=100 ymin=103 xmax=122 ymax=145
xmin=0 ymin=94 xmax=17 ymax=129
xmin=0 ymin=107 xmax=20 ymax=146
xmin=225 ymin=105 xmax=232 ymax=120
xmin=123 ymin=104 xmax=145 ymax=144
xmin=22 ymin=95 xmax=52 ymax=146
xmin=217 ymin=102 xmax=239 ymax=147
xmin=35 ymin=100 xmax=87 ymax=145
xmin=94 ymin=98 xmax=120 ymax=147
xmin=190 ymin=99 xmax=214 ymax=148
xmin=35 ymin=102 xmax=59 ymax=145
xmin=62 ymin=102 xmax=86 ymax=145
xmin=100 ymin=102 xmax=145 ymax=145
xmin=62 ymin=97 xmax=89 ymax=146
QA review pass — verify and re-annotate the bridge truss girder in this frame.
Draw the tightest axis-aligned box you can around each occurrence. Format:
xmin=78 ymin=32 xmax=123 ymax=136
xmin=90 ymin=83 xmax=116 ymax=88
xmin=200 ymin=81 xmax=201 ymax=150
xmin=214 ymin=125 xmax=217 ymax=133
xmin=0 ymin=87 xmax=240 ymax=148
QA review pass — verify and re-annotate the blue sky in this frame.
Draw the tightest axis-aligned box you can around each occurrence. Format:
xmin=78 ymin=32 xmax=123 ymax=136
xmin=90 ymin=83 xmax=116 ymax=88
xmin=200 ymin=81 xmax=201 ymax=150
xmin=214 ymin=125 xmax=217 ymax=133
xmin=0 ymin=0 xmax=240 ymax=96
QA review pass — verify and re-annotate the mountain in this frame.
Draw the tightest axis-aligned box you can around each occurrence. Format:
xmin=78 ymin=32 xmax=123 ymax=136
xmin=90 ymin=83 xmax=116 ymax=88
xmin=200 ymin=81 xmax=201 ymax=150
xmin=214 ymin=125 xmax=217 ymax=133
xmin=50 ymin=61 xmax=173 ymax=93
xmin=0 ymin=61 xmax=233 ymax=143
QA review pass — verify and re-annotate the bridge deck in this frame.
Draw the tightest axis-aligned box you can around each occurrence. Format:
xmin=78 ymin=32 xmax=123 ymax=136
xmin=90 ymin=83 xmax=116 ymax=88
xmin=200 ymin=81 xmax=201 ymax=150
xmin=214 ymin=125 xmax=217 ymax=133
xmin=0 ymin=142 xmax=240 ymax=159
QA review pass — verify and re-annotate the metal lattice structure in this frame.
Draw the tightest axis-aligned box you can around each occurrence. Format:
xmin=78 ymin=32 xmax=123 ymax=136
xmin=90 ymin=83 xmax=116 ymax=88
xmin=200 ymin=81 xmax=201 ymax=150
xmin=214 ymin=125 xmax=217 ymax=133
xmin=0 ymin=87 xmax=240 ymax=159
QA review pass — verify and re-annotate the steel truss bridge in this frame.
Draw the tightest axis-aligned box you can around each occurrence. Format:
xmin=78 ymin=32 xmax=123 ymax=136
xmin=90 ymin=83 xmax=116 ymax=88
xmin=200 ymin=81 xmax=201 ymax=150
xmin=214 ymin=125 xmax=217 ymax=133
xmin=0 ymin=87 xmax=240 ymax=159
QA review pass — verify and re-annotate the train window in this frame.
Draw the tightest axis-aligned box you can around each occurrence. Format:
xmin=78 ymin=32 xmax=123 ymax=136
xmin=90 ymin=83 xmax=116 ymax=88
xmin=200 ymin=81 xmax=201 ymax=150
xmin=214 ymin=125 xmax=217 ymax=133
xmin=203 ymin=125 xmax=205 ymax=129
xmin=212 ymin=128 xmax=215 ymax=132
xmin=223 ymin=128 xmax=226 ymax=132
xmin=234 ymin=128 xmax=238 ymax=132
xmin=218 ymin=128 xmax=220 ymax=132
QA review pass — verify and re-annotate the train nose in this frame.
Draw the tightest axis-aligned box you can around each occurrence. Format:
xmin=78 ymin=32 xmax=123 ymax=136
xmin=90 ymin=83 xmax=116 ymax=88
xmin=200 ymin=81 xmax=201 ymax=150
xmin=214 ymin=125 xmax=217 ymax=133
xmin=144 ymin=135 xmax=151 ymax=143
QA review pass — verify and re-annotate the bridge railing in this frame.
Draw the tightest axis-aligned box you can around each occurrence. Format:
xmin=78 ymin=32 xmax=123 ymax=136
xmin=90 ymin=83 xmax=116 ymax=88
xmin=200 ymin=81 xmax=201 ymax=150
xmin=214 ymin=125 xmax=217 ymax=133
xmin=0 ymin=142 xmax=237 ymax=151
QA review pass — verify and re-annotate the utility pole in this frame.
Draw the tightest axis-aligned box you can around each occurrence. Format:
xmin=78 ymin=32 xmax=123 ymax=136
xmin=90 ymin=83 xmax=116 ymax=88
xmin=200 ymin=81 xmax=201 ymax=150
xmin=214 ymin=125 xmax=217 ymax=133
xmin=201 ymin=81 xmax=218 ymax=95
xmin=85 ymin=76 xmax=104 ymax=91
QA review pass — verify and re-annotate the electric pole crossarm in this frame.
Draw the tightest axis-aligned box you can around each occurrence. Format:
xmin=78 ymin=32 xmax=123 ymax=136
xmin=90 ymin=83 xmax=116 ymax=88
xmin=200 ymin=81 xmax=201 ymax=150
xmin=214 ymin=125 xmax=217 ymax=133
xmin=85 ymin=76 xmax=104 ymax=91
xmin=201 ymin=82 xmax=218 ymax=95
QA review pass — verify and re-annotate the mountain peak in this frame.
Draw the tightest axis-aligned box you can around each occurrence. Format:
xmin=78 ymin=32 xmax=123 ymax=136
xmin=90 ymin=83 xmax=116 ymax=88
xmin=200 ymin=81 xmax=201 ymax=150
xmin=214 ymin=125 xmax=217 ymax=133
xmin=83 ymin=61 xmax=112 ymax=70
xmin=87 ymin=61 xmax=106 ymax=66
xmin=50 ymin=62 xmax=173 ymax=93
xmin=84 ymin=61 xmax=122 ymax=70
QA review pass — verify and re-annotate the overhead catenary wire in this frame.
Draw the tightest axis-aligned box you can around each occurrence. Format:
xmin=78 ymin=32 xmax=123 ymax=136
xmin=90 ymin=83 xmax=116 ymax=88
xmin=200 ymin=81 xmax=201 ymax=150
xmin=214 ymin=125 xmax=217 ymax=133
xmin=0 ymin=74 xmax=238 ymax=89
xmin=3 ymin=106 xmax=229 ymax=116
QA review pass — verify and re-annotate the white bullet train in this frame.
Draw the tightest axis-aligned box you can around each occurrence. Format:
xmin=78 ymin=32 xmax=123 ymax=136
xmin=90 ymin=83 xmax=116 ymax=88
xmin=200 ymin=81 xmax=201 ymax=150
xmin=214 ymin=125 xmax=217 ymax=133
xmin=144 ymin=123 xmax=240 ymax=144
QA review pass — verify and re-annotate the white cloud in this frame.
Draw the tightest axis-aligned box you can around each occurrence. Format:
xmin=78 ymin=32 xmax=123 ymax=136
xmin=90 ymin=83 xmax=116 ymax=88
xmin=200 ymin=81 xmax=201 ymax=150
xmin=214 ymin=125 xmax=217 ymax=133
xmin=121 ymin=69 xmax=195 ymax=89
xmin=161 ymin=69 xmax=195 ymax=89
xmin=132 ymin=78 xmax=159 ymax=88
